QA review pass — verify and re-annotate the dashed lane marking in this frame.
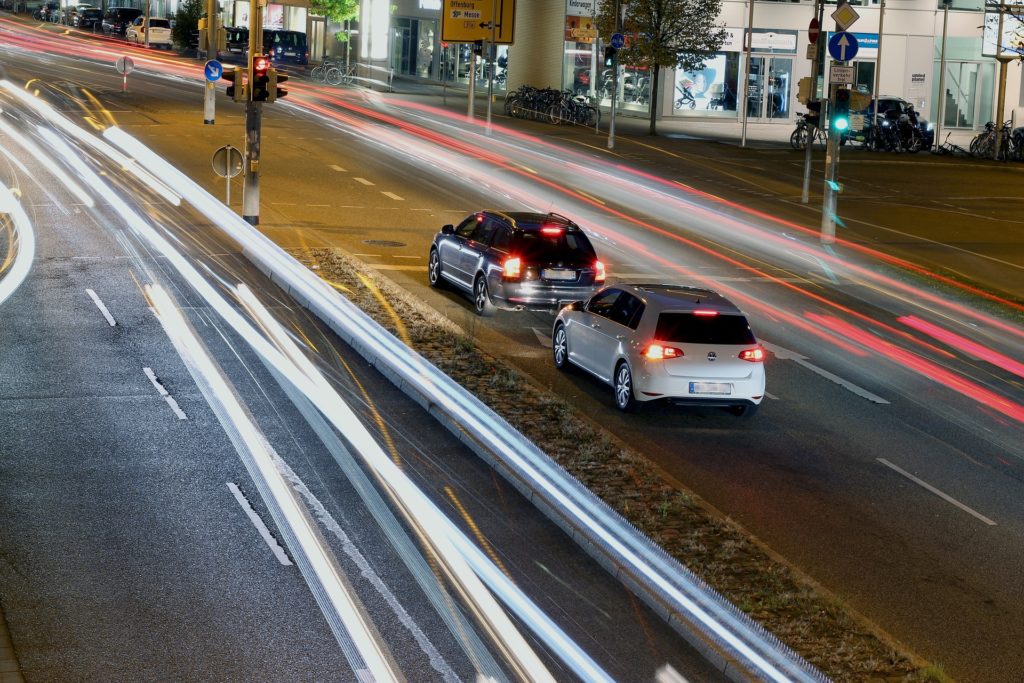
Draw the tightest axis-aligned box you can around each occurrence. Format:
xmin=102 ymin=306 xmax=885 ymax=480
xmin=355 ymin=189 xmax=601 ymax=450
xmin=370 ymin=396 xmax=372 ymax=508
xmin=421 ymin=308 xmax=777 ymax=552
xmin=381 ymin=191 xmax=405 ymax=201
xmin=354 ymin=177 xmax=375 ymax=186
xmin=227 ymin=482 xmax=294 ymax=564
xmin=367 ymin=264 xmax=427 ymax=271
xmin=329 ymin=164 xmax=347 ymax=172
xmin=143 ymin=367 xmax=188 ymax=420
xmin=85 ymin=288 xmax=116 ymax=326
xmin=532 ymin=327 xmax=551 ymax=348
xmin=878 ymin=459 xmax=996 ymax=526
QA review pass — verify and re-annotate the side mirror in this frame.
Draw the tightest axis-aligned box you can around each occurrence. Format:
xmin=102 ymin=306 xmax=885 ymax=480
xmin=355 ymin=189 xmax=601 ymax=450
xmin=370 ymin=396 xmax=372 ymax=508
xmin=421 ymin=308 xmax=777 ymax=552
xmin=441 ymin=224 xmax=454 ymax=235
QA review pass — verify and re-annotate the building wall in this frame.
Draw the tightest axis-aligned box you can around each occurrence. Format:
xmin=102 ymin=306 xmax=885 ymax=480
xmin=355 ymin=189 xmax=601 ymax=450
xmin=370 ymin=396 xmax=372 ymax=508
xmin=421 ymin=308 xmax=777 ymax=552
xmin=506 ymin=0 xmax=564 ymax=91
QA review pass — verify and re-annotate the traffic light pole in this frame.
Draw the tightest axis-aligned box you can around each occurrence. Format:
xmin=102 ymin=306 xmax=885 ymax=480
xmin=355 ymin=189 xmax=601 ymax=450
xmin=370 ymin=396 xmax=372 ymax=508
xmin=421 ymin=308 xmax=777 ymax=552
xmin=821 ymin=82 xmax=839 ymax=244
xmin=242 ymin=0 xmax=263 ymax=225
xmin=203 ymin=0 xmax=217 ymax=124
xmin=802 ymin=0 xmax=825 ymax=204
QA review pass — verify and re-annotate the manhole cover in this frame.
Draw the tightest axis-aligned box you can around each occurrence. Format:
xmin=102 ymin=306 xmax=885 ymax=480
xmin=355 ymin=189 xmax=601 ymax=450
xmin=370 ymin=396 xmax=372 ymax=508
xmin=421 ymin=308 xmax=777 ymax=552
xmin=363 ymin=240 xmax=406 ymax=248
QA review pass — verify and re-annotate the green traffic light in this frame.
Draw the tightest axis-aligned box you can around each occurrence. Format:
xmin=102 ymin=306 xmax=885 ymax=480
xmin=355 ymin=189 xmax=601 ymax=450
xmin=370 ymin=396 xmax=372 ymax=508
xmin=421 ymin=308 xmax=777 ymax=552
xmin=834 ymin=117 xmax=850 ymax=132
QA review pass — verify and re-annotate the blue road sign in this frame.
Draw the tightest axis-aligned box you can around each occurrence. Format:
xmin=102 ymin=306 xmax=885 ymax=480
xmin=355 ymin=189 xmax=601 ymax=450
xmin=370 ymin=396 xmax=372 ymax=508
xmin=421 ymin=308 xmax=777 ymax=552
xmin=611 ymin=32 xmax=624 ymax=49
xmin=827 ymin=32 xmax=859 ymax=62
xmin=204 ymin=60 xmax=223 ymax=82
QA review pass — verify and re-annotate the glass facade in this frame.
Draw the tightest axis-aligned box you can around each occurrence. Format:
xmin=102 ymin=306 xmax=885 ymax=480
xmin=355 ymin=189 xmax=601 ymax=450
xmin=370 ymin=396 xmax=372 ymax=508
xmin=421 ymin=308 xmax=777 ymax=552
xmin=674 ymin=53 xmax=740 ymax=117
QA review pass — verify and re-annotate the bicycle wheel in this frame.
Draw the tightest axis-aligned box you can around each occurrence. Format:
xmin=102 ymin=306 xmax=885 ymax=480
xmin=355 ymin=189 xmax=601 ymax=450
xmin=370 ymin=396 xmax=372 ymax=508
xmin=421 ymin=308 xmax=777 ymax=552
xmin=547 ymin=103 xmax=563 ymax=125
xmin=790 ymin=127 xmax=807 ymax=150
xmin=326 ymin=67 xmax=344 ymax=86
xmin=310 ymin=64 xmax=325 ymax=82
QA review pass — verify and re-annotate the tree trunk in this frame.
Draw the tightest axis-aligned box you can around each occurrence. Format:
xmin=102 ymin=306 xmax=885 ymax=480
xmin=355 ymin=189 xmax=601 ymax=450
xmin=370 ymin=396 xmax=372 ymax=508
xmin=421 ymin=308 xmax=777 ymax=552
xmin=648 ymin=63 xmax=660 ymax=135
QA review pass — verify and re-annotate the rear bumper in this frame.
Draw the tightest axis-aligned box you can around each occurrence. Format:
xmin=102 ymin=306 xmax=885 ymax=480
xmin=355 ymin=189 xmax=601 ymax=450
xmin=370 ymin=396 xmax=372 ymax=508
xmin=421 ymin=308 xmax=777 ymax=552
xmin=498 ymin=281 xmax=597 ymax=311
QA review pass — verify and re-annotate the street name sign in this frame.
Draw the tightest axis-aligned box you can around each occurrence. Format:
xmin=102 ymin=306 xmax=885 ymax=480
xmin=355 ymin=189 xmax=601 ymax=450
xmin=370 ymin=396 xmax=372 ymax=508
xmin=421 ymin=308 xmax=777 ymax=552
xmin=828 ymin=31 xmax=858 ymax=62
xmin=204 ymin=60 xmax=223 ymax=82
xmin=829 ymin=64 xmax=855 ymax=84
xmin=441 ymin=0 xmax=515 ymax=43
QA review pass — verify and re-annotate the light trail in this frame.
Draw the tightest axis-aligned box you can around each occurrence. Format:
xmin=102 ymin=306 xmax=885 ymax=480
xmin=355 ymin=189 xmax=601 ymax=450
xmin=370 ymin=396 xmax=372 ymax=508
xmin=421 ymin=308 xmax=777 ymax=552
xmin=0 ymin=183 xmax=35 ymax=308
xmin=898 ymin=315 xmax=1024 ymax=381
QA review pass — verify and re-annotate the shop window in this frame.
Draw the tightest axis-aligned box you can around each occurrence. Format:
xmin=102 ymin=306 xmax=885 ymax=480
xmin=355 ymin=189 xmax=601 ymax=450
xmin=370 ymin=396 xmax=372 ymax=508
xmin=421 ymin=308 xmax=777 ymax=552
xmin=934 ymin=60 xmax=993 ymax=128
xmin=674 ymin=53 xmax=739 ymax=117
xmin=940 ymin=0 xmax=984 ymax=10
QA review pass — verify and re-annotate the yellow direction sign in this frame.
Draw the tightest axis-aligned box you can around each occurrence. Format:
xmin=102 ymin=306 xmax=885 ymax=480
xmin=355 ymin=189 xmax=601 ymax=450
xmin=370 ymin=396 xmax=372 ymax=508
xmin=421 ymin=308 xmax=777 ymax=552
xmin=442 ymin=0 xmax=516 ymax=44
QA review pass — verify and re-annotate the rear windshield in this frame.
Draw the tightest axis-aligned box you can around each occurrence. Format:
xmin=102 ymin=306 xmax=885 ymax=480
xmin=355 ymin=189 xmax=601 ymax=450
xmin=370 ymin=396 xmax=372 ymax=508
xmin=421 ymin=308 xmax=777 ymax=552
xmin=227 ymin=28 xmax=248 ymax=41
xmin=511 ymin=230 xmax=596 ymax=264
xmin=272 ymin=31 xmax=307 ymax=49
xmin=655 ymin=313 xmax=756 ymax=345
xmin=82 ymin=9 xmax=101 ymax=15
xmin=149 ymin=18 xmax=169 ymax=28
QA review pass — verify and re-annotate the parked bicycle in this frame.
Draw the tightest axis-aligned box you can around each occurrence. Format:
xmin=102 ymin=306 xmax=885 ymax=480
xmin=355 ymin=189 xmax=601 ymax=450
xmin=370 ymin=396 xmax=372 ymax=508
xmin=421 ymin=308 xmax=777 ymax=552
xmin=505 ymin=85 xmax=599 ymax=126
xmin=969 ymin=120 xmax=1020 ymax=160
xmin=310 ymin=58 xmax=354 ymax=86
xmin=790 ymin=112 xmax=826 ymax=150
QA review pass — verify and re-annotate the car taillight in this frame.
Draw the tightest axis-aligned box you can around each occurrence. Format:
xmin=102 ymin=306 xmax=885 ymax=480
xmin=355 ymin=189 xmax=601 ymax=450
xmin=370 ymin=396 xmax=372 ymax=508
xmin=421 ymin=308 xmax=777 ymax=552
xmin=502 ymin=257 xmax=522 ymax=280
xmin=643 ymin=343 xmax=683 ymax=360
xmin=739 ymin=347 xmax=764 ymax=362
xmin=693 ymin=309 xmax=718 ymax=316
xmin=540 ymin=226 xmax=563 ymax=235
xmin=594 ymin=260 xmax=605 ymax=283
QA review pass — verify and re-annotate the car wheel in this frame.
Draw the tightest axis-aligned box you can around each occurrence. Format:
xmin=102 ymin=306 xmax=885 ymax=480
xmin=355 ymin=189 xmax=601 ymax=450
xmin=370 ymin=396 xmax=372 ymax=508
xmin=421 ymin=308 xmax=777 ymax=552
xmin=473 ymin=275 xmax=496 ymax=317
xmin=427 ymin=249 xmax=444 ymax=289
xmin=614 ymin=361 xmax=640 ymax=412
xmin=728 ymin=403 xmax=759 ymax=418
xmin=552 ymin=323 xmax=571 ymax=371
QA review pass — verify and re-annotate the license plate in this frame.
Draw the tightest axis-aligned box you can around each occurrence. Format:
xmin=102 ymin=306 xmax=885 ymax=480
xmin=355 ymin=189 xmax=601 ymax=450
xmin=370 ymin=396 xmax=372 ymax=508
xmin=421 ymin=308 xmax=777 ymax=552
xmin=284 ymin=51 xmax=295 ymax=56
xmin=690 ymin=382 xmax=731 ymax=395
xmin=542 ymin=268 xmax=576 ymax=281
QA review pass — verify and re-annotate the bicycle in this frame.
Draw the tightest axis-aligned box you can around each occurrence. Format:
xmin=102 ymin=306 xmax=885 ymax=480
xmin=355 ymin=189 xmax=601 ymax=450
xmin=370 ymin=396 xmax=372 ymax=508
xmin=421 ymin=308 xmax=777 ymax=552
xmin=790 ymin=114 xmax=826 ymax=150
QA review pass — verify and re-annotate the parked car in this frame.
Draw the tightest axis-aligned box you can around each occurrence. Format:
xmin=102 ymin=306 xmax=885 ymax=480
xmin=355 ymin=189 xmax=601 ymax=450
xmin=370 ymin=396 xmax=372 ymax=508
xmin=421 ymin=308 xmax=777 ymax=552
xmin=846 ymin=95 xmax=935 ymax=148
xmin=552 ymin=283 xmax=766 ymax=415
xmin=102 ymin=6 xmax=142 ymax=36
xmin=222 ymin=25 xmax=249 ymax=62
xmin=74 ymin=7 xmax=103 ymax=29
xmin=125 ymin=16 xmax=172 ymax=48
xmin=265 ymin=29 xmax=308 ymax=65
xmin=60 ymin=3 xmax=90 ymax=24
xmin=428 ymin=211 xmax=606 ymax=316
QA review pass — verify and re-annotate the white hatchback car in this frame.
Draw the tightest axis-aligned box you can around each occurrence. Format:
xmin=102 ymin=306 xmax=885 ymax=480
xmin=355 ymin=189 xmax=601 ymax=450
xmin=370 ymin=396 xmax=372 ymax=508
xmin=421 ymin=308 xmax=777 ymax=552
xmin=552 ymin=283 xmax=766 ymax=415
xmin=125 ymin=17 xmax=172 ymax=48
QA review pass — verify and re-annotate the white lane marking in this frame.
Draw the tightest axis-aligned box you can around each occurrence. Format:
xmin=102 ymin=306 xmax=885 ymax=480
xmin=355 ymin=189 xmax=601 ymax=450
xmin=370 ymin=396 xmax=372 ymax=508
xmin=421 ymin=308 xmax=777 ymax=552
xmin=329 ymin=164 xmax=347 ymax=172
xmin=393 ymin=255 xmax=422 ymax=259
xmin=85 ymin=288 xmax=116 ymax=326
xmin=143 ymin=367 xmax=188 ymax=420
xmin=763 ymin=342 xmax=889 ymax=404
xmin=227 ymin=482 xmax=294 ymax=565
xmin=877 ymin=459 xmax=997 ymax=526
xmin=764 ymin=391 xmax=779 ymax=400
xmin=381 ymin=191 xmax=404 ymax=201
xmin=532 ymin=327 xmax=551 ymax=348
xmin=656 ymin=663 xmax=691 ymax=683
xmin=353 ymin=177 xmax=375 ymax=186
xmin=612 ymin=272 xmax=662 ymax=279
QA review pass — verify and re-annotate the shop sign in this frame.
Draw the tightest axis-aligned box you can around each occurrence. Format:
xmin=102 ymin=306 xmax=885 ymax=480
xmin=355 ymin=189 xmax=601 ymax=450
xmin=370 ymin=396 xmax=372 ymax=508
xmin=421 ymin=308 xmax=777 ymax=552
xmin=750 ymin=29 xmax=798 ymax=55
xmin=441 ymin=0 xmax=516 ymax=43
xmin=565 ymin=0 xmax=596 ymax=17
xmin=719 ymin=28 xmax=744 ymax=52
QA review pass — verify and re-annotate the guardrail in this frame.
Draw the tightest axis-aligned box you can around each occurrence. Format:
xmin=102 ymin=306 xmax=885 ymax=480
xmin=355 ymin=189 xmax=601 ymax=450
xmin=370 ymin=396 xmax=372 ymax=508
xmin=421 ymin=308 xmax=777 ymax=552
xmin=109 ymin=128 xmax=827 ymax=683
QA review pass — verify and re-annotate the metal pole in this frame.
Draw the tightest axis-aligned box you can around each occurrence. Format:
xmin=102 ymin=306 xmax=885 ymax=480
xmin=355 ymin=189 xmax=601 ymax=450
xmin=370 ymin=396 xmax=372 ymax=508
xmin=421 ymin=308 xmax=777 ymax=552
xmin=802 ymin=0 xmax=824 ymax=203
xmin=821 ymin=84 xmax=838 ymax=243
xmin=144 ymin=0 xmax=150 ymax=48
xmin=486 ymin=2 xmax=496 ymax=133
xmin=740 ymin=0 xmax=755 ymax=147
xmin=993 ymin=7 xmax=1008 ymax=159
xmin=871 ymin=0 xmax=886 ymax=129
xmin=933 ymin=0 xmax=950 ymax=150
xmin=242 ymin=0 xmax=262 ymax=225
xmin=467 ymin=50 xmax=476 ymax=119
xmin=607 ymin=0 xmax=621 ymax=149
xmin=203 ymin=0 xmax=217 ymax=124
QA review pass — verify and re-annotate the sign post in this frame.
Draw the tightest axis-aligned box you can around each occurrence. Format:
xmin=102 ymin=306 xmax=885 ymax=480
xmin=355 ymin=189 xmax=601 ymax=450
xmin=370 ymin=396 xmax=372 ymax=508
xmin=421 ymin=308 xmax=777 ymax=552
xmin=212 ymin=145 xmax=244 ymax=206
xmin=820 ymin=3 xmax=859 ymax=242
xmin=801 ymin=2 xmax=824 ymax=205
xmin=115 ymin=56 xmax=134 ymax=93
xmin=204 ymin=60 xmax=223 ymax=125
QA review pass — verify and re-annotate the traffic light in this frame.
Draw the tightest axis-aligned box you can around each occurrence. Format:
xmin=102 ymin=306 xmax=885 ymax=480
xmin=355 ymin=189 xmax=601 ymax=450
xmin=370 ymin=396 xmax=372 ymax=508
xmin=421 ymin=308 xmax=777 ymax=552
xmin=221 ymin=67 xmax=247 ymax=102
xmin=472 ymin=40 xmax=483 ymax=56
xmin=832 ymin=88 xmax=851 ymax=132
xmin=805 ymin=99 xmax=821 ymax=128
xmin=267 ymin=68 xmax=288 ymax=102
xmin=251 ymin=54 xmax=271 ymax=102
xmin=604 ymin=45 xmax=617 ymax=67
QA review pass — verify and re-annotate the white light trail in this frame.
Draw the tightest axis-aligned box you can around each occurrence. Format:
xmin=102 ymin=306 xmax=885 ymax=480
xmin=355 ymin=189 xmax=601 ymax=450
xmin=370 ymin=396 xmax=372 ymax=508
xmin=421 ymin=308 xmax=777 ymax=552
xmin=0 ymin=184 xmax=36 ymax=308
xmin=0 ymin=120 xmax=94 ymax=206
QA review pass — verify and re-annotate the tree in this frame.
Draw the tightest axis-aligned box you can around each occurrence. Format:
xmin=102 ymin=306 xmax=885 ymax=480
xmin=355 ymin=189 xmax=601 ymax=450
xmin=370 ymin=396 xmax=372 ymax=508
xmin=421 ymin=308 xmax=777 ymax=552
xmin=597 ymin=0 xmax=727 ymax=134
xmin=171 ymin=0 xmax=203 ymax=52
xmin=310 ymin=0 xmax=358 ymax=27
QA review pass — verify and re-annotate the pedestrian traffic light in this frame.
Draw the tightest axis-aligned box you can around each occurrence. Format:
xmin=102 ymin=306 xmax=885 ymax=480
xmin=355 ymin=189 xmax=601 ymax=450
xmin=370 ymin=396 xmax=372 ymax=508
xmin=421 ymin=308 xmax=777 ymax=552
xmin=251 ymin=54 xmax=271 ymax=102
xmin=472 ymin=40 xmax=483 ymax=56
xmin=604 ymin=46 xmax=617 ymax=67
xmin=221 ymin=67 xmax=247 ymax=102
xmin=805 ymin=99 xmax=821 ymax=127
xmin=267 ymin=67 xmax=288 ymax=102
xmin=832 ymin=88 xmax=851 ymax=132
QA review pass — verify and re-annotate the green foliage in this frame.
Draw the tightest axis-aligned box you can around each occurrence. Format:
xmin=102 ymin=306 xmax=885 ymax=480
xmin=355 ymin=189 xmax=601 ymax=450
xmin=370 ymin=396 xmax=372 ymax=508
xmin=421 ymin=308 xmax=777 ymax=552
xmin=172 ymin=0 xmax=203 ymax=49
xmin=596 ymin=0 xmax=727 ymax=134
xmin=310 ymin=0 xmax=358 ymax=23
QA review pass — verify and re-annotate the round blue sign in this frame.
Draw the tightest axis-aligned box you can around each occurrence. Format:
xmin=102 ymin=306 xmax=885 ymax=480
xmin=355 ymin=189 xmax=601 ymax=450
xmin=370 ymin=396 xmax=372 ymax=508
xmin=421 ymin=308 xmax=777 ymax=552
xmin=204 ymin=60 xmax=224 ymax=82
xmin=827 ymin=32 xmax=859 ymax=62
xmin=611 ymin=32 xmax=624 ymax=49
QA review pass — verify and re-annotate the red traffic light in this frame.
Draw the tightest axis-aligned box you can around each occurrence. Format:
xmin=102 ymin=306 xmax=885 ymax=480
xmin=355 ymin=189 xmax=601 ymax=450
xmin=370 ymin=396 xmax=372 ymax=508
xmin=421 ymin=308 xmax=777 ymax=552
xmin=252 ymin=55 xmax=270 ymax=76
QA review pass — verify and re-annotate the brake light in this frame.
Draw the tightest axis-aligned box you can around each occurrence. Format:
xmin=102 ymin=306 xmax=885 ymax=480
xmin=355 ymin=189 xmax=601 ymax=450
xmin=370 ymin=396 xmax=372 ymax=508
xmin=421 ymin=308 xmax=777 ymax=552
xmin=693 ymin=309 xmax=718 ymax=316
xmin=540 ymin=226 xmax=563 ymax=235
xmin=502 ymin=256 xmax=522 ymax=280
xmin=643 ymin=343 xmax=683 ymax=360
xmin=594 ymin=260 xmax=605 ymax=283
xmin=739 ymin=347 xmax=764 ymax=362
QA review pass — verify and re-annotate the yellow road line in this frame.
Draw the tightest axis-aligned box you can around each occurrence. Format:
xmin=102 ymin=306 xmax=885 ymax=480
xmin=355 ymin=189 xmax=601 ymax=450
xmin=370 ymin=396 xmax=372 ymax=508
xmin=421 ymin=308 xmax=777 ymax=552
xmin=444 ymin=486 xmax=511 ymax=579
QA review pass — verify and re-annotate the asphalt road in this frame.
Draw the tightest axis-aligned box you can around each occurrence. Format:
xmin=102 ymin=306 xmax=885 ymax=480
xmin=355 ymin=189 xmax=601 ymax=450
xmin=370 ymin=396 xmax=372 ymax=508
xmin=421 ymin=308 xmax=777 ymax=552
xmin=3 ymin=15 xmax=1024 ymax=682
xmin=0 ymin=23 xmax=728 ymax=683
